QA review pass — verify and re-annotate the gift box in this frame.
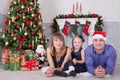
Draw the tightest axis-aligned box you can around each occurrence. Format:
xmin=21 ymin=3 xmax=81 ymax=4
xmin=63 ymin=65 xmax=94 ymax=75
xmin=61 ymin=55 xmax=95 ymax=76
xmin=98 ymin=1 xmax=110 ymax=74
xmin=20 ymin=59 xmax=39 ymax=71
xmin=25 ymin=50 xmax=34 ymax=60
xmin=1 ymin=48 xmax=11 ymax=64
xmin=2 ymin=64 xmax=10 ymax=70
xmin=10 ymin=53 xmax=20 ymax=71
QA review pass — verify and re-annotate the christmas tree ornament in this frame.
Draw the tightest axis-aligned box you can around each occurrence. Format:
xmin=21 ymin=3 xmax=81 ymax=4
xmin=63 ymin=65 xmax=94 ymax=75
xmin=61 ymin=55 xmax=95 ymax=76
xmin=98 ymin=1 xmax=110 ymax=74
xmin=9 ymin=4 xmax=12 ymax=9
xmin=11 ymin=30 xmax=14 ymax=36
xmin=13 ymin=37 xmax=17 ymax=41
xmin=16 ymin=16 xmax=19 ymax=20
xmin=33 ymin=25 xmax=36 ymax=28
xmin=30 ymin=2 xmax=33 ymax=5
xmin=38 ymin=32 xmax=43 ymax=39
xmin=13 ymin=1 xmax=16 ymax=4
xmin=21 ymin=5 xmax=24 ymax=9
xmin=7 ymin=12 xmax=10 ymax=15
xmin=83 ymin=21 xmax=91 ymax=36
xmin=2 ymin=34 xmax=5 ymax=38
xmin=62 ymin=21 xmax=70 ymax=36
xmin=16 ymin=8 xmax=19 ymax=12
xmin=31 ymin=14 xmax=35 ymax=17
xmin=5 ymin=41 xmax=9 ymax=46
xmin=24 ymin=32 xmax=28 ymax=36
xmin=28 ymin=44 xmax=32 ymax=48
xmin=16 ymin=25 xmax=20 ymax=29
xmin=24 ymin=9 xmax=28 ymax=13
xmin=31 ymin=32 xmax=35 ymax=36
xmin=22 ymin=16 xmax=25 ymax=19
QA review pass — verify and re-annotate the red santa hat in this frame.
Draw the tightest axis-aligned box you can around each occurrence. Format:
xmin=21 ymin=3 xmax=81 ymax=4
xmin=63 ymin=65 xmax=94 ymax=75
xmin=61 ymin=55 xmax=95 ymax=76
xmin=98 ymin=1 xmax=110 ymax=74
xmin=92 ymin=31 xmax=106 ymax=41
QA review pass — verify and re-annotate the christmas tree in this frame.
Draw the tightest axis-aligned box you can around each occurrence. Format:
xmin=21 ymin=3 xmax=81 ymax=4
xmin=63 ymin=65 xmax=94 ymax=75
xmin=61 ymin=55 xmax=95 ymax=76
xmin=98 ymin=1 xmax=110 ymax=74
xmin=0 ymin=0 xmax=47 ymax=51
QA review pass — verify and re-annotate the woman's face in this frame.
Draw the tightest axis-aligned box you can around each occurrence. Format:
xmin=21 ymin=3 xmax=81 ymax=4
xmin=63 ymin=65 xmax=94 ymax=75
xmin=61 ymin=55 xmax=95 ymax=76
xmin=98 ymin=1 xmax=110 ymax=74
xmin=93 ymin=38 xmax=105 ymax=50
xmin=73 ymin=37 xmax=82 ymax=50
xmin=53 ymin=37 xmax=63 ymax=50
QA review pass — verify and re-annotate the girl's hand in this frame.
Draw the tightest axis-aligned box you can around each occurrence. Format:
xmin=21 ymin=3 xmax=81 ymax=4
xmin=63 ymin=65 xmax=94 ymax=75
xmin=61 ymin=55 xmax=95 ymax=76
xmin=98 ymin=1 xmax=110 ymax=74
xmin=45 ymin=68 xmax=54 ymax=77
xmin=73 ymin=58 xmax=77 ymax=64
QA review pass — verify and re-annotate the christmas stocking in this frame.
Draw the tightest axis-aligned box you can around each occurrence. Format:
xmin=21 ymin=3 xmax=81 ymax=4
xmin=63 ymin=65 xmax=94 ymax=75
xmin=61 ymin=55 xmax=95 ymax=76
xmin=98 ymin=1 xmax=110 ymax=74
xmin=73 ymin=21 xmax=80 ymax=35
xmin=83 ymin=21 xmax=91 ymax=36
xmin=62 ymin=21 xmax=70 ymax=36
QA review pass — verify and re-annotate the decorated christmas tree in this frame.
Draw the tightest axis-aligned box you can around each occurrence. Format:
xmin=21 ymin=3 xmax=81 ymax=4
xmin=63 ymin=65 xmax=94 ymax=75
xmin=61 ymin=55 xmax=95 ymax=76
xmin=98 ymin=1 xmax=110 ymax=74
xmin=0 ymin=0 xmax=47 ymax=51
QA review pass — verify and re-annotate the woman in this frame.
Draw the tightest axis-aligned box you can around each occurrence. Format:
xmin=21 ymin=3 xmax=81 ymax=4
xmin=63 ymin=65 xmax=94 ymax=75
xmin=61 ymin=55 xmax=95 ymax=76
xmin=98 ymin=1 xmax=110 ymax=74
xmin=42 ymin=32 xmax=76 ymax=77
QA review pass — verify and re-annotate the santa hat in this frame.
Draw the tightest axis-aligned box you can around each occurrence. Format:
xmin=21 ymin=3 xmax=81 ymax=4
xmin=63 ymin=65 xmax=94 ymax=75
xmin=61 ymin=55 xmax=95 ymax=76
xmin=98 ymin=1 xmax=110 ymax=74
xmin=92 ymin=31 xmax=106 ymax=41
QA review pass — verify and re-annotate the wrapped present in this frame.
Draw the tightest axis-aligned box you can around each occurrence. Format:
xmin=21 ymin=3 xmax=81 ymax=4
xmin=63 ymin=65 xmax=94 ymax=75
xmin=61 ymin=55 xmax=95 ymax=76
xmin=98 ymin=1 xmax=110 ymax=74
xmin=10 ymin=53 xmax=20 ymax=71
xmin=20 ymin=59 xmax=39 ymax=71
xmin=25 ymin=50 xmax=34 ymax=60
xmin=20 ymin=54 xmax=26 ymax=62
xmin=2 ymin=64 xmax=10 ymax=70
xmin=1 ymin=48 xmax=11 ymax=64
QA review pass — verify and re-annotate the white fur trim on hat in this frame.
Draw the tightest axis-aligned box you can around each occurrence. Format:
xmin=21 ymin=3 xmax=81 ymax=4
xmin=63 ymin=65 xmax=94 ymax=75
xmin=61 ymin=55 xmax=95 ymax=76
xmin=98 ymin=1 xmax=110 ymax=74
xmin=92 ymin=34 xmax=106 ymax=41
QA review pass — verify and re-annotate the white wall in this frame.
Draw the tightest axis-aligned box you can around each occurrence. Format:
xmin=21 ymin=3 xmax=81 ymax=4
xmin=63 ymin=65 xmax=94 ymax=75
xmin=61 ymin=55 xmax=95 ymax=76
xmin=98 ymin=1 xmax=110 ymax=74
xmin=0 ymin=0 xmax=120 ymax=23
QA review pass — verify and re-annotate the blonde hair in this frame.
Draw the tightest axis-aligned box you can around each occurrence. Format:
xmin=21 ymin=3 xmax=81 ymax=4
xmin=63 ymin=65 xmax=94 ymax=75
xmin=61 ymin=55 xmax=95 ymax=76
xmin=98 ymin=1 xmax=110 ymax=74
xmin=50 ymin=32 xmax=66 ymax=56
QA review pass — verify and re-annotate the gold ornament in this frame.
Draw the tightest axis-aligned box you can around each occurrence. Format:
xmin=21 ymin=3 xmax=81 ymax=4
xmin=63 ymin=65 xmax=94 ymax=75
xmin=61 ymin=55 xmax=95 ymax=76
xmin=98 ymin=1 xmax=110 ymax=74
xmin=38 ymin=32 xmax=43 ymax=39
xmin=24 ymin=32 xmax=28 ymax=36
xmin=41 ymin=40 xmax=43 ymax=44
xmin=30 ymin=2 xmax=33 ymax=5
xmin=31 ymin=14 xmax=35 ymax=17
xmin=5 ymin=41 xmax=9 ymax=46
xmin=22 ymin=16 xmax=25 ymax=19
xmin=33 ymin=25 xmax=36 ymax=28
xmin=13 ymin=1 xmax=16 ymax=4
xmin=2 ymin=34 xmax=5 ymax=38
xmin=13 ymin=37 xmax=17 ymax=41
xmin=7 ymin=12 xmax=10 ymax=15
xmin=21 ymin=5 xmax=24 ymax=9
xmin=39 ymin=21 xmax=42 ymax=25
xmin=11 ymin=16 xmax=15 ymax=22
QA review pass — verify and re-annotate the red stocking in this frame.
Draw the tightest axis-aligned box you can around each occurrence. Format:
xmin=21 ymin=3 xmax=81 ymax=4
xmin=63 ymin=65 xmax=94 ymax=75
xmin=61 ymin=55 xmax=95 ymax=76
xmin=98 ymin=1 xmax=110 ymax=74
xmin=83 ymin=21 xmax=91 ymax=36
xmin=62 ymin=21 xmax=70 ymax=36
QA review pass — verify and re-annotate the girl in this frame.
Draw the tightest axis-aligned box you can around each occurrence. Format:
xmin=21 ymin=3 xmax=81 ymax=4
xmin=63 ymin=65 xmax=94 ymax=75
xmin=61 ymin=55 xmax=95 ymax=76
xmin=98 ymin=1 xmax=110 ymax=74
xmin=42 ymin=32 xmax=76 ymax=77
xmin=71 ymin=35 xmax=87 ymax=73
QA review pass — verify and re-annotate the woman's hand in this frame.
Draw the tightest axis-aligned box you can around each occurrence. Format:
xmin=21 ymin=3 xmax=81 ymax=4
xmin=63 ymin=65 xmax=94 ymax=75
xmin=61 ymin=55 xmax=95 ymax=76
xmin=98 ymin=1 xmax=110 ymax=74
xmin=45 ymin=67 xmax=54 ymax=77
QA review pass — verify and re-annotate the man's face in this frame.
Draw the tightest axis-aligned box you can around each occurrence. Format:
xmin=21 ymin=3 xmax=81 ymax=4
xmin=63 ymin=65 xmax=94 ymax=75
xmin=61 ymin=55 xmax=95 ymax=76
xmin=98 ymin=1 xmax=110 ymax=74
xmin=93 ymin=38 xmax=105 ymax=50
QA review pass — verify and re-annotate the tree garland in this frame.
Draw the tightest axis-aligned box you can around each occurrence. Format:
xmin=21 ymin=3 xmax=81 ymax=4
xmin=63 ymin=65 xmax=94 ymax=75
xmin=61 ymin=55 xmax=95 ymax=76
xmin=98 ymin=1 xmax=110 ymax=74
xmin=51 ymin=13 xmax=104 ymax=33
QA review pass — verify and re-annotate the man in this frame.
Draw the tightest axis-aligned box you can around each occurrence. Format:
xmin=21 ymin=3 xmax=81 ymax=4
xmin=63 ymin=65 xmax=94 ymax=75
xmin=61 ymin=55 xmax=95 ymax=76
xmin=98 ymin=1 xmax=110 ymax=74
xmin=85 ymin=31 xmax=117 ymax=78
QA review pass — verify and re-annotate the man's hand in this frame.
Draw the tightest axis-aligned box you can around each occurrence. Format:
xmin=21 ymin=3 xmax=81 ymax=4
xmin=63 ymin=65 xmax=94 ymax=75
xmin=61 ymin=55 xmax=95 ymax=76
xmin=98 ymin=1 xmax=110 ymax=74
xmin=94 ymin=65 xmax=106 ymax=78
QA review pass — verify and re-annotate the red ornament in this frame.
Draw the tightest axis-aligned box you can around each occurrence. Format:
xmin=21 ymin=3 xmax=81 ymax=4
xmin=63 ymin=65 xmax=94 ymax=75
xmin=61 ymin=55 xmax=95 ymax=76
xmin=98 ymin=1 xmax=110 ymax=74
xmin=28 ymin=44 xmax=32 ymax=48
xmin=16 ymin=8 xmax=19 ymax=12
xmin=24 ymin=9 xmax=28 ymax=13
xmin=26 ymin=4 xmax=29 ymax=8
xmin=36 ymin=11 xmax=40 ymax=15
xmin=16 ymin=25 xmax=20 ymax=29
xmin=31 ymin=32 xmax=35 ymax=36
xmin=9 ymin=4 xmax=12 ymax=9
xmin=19 ymin=44 xmax=22 ymax=49
xmin=34 ymin=18 xmax=38 ymax=21
xmin=16 ymin=16 xmax=19 ymax=20
xmin=4 ymin=20 xmax=9 ymax=27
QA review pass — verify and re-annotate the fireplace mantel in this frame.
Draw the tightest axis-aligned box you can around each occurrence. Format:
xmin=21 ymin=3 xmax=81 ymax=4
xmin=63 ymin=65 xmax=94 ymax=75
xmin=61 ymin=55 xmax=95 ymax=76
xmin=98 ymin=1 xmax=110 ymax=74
xmin=56 ymin=18 xmax=98 ymax=48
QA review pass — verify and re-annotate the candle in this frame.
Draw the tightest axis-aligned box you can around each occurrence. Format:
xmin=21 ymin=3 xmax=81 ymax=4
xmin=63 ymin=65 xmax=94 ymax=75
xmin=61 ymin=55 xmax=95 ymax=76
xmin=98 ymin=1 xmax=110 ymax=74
xmin=80 ymin=3 xmax=82 ymax=13
xmin=76 ymin=1 xmax=78 ymax=10
xmin=72 ymin=4 xmax=74 ymax=14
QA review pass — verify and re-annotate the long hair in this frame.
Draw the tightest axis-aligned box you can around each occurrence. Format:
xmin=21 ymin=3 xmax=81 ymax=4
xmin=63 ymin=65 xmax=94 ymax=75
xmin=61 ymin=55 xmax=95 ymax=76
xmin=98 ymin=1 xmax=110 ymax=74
xmin=50 ymin=32 xmax=66 ymax=56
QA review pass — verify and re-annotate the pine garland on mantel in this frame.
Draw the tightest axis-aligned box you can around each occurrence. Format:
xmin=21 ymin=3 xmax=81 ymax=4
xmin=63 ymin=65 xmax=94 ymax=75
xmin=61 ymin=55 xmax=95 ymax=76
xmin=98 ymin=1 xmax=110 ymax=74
xmin=51 ymin=13 xmax=104 ymax=33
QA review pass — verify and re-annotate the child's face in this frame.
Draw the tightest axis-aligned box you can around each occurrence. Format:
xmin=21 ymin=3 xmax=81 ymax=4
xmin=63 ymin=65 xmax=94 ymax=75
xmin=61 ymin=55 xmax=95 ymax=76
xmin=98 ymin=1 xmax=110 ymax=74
xmin=73 ymin=37 xmax=83 ymax=49
xmin=53 ymin=37 xmax=63 ymax=50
